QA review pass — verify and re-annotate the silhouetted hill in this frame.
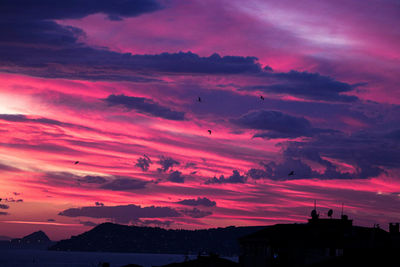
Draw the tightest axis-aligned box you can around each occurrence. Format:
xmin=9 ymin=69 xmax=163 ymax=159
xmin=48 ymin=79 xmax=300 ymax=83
xmin=50 ymin=223 xmax=265 ymax=255
xmin=9 ymin=230 xmax=54 ymax=249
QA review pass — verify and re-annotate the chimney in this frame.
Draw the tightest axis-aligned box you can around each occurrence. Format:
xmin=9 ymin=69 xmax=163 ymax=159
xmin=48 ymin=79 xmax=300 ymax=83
xmin=389 ymin=223 xmax=399 ymax=234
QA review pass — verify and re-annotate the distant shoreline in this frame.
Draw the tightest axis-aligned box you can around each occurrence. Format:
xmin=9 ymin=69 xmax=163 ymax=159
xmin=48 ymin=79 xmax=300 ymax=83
xmin=0 ymin=249 xmax=238 ymax=267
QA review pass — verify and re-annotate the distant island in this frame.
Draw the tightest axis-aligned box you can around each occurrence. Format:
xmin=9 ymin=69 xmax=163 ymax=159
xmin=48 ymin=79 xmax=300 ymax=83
xmin=50 ymin=223 xmax=265 ymax=255
xmin=0 ymin=230 xmax=55 ymax=249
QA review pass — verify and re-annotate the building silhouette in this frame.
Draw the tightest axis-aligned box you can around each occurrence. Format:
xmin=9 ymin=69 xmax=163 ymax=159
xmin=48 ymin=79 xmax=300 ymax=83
xmin=239 ymin=210 xmax=397 ymax=267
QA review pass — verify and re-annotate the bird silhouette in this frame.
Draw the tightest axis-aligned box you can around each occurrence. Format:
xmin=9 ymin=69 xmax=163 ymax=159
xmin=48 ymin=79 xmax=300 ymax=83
xmin=0 ymin=198 xmax=2 ymax=202
xmin=74 ymin=161 xmax=79 ymax=165
xmin=198 ymin=97 xmax=202 ymax=102
xmin=260 ymin=95 xmax=265 ymax=100
xmin=208 ymin=130 xmax=212 ymax=135
xmin=288 ymin=171 xmax=294 ymax=176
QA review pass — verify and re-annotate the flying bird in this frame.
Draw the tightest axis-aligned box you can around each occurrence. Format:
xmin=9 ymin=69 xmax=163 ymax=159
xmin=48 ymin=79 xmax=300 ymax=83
xmin=208 ymin=130 xmax=212 ymax=135
xmin=74 ymin=161 xmax=79 ymax=165
xmin=198 ymin=97 xmax=202 ymax=102
xmin=260 ymin=95 xmax=265 ymax=100
xmin=288 ymin=171 xmax=294 ymax=176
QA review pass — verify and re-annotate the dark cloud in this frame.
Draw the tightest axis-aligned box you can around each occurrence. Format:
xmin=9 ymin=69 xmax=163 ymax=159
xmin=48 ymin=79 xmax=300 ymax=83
xmin=43 ymin=172 xmax=148 ymax=191
xmin=232 ymin=110 xmax=333 ymax=139
xmin=385 ymin=129 xmax=400 ymax=141
xmin=0 ymin=204 xmax=9 ymax=209
xmin=0 ymin=0 xmax=162 ymax=21
xmin=281 ymin=132 xmax=393 ymax=179
xmin=0 ymin=20 xmax=85 ymax=47
xmin=234 ymin=108 xmax=309 ymax=132
xmin=0 ymin=114 xmax=97 ymax=134
xmin=0 ymin=142 xmax=80 ymax=158
xmin=4 ymin=198 xmax=23 ymax=203
xmin=47 ymin=219 xmax=55 ymax=222
xmin=0 ymin=162 xmax=20 ymax=172
xmin=59 ymin=204 xmax=181 ymax=224
xmin=77 ymin=175 xmax=108 ymax=184
xmin=247 ymin=155 xmax=338 ymax=181
xmin=205 ymin=170 xmax=247 ymax=184
xmin=180 ymin=208 xmax=212 ymax=218
xmin=157 ymin=156 xmax=180 ymax=173
xmin=105 ymin=94 xmax=185 ymax=121
xmin=263 ymin=65 xmax=273 ymax=72
xmin=0 ymin=0 xmax=261 ymax=81
xmin=0 ymin=114 xmax=65 ymax=126
xmin=100 ymin=178 xmax=148 ymax=191
xmin=135 ymin=155 xmax=152 ymax=171
xmin=247 ymin=167 xmax=272 ymax=180
xmin=184 ymin=162 xmax=197 ymax=169
xmin=248 ymin=130 xmax=400 ymax=180
xmin=242 ymin=71 xmax=359 ymax=102
xmin=0 ymin=212 xmax=9 ymax=216
xmin=257 ymin=158 xmax=316 ymax=180
xmin=43 ymin=172 xmax=108 ymax=187
xmin=79 ymin=220 xmax=98 ymax=227
xmin=1 ymin=46 xmax=263 ymax=80
xmin=95 ymin=202 xmax=104 ymax=207
xmin=177 ymin=197 xmax=216 ymax=207
xmin=128 ymin=52 xmax=261 ymax=74
xmin=13 ymin=192 xmax=20 ymax=196
xmin=167 ymin=171 xmax=185 ymax=183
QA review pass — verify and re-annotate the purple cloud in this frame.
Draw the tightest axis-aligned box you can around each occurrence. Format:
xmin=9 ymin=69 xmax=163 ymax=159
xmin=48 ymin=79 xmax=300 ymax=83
xmin=0 ymin=0 xmax=162 ymax=21
xmin=242 ymin=71 xmax=359 ymax=102
xmin=59 ymin=204 xmax=181 ymax=224
xmin=4 ymin=198 xmax=23 ymax=203
xmin=157 ymin=156 xmax=180 ymax=173
xmin=135 ymin=155 xmax=152 ymax=171
xmin=78 ymin=175 xmax=108 ymax=184
xmin=247 ymin=129 xmax=398 ymax=180
xmin=177 ymin=197 xmax=216 ymax=207
xmin=104 ymin=94 xmax=185 ymax=121
xmin=205 ymin=170 xmax=247 ymax=184
xmin=0 ymin=204 xmax=9 ymax=209
xmin=167 ymin=171 xmax=185 ymax=183
xmin=100 ymin=178 xmax=148 ymax=191
xmin=180 ymin=208 xmax=212 ymax=218
xmin=232 ymin=110 xmax=325 ymax=139
xmin=0 ymin=162 xmax=20 ymax=172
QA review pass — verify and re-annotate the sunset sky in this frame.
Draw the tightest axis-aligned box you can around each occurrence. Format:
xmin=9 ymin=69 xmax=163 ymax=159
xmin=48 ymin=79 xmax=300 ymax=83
xmin=1 ymin=0 xmax=400 ymax=241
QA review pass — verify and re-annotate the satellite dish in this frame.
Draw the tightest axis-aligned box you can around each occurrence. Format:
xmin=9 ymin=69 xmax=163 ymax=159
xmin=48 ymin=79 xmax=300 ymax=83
xmin=311 ymin=209 xmax=319 ymax=219
xmin=328 ymin=209 xmax=333 ymax=218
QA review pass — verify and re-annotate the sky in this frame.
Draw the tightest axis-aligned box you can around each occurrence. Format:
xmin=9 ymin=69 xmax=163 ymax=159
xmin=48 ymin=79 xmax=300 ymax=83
xmin=0 ymin=0 xmax=399 ymax=241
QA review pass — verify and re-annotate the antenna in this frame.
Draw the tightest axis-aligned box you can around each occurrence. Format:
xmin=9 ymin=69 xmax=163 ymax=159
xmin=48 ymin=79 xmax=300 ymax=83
xmin=310 ymin=200 xmax=319 ymax=220
xmin=341 ymin=203 xmax=344 ymax=216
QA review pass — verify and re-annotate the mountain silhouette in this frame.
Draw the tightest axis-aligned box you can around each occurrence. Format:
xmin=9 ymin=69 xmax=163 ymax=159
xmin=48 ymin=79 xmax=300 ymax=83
xmin=50 ymin=222 xmax=265 ymax=255
xmin=9 ymin=230 xmax=54 ymax=249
